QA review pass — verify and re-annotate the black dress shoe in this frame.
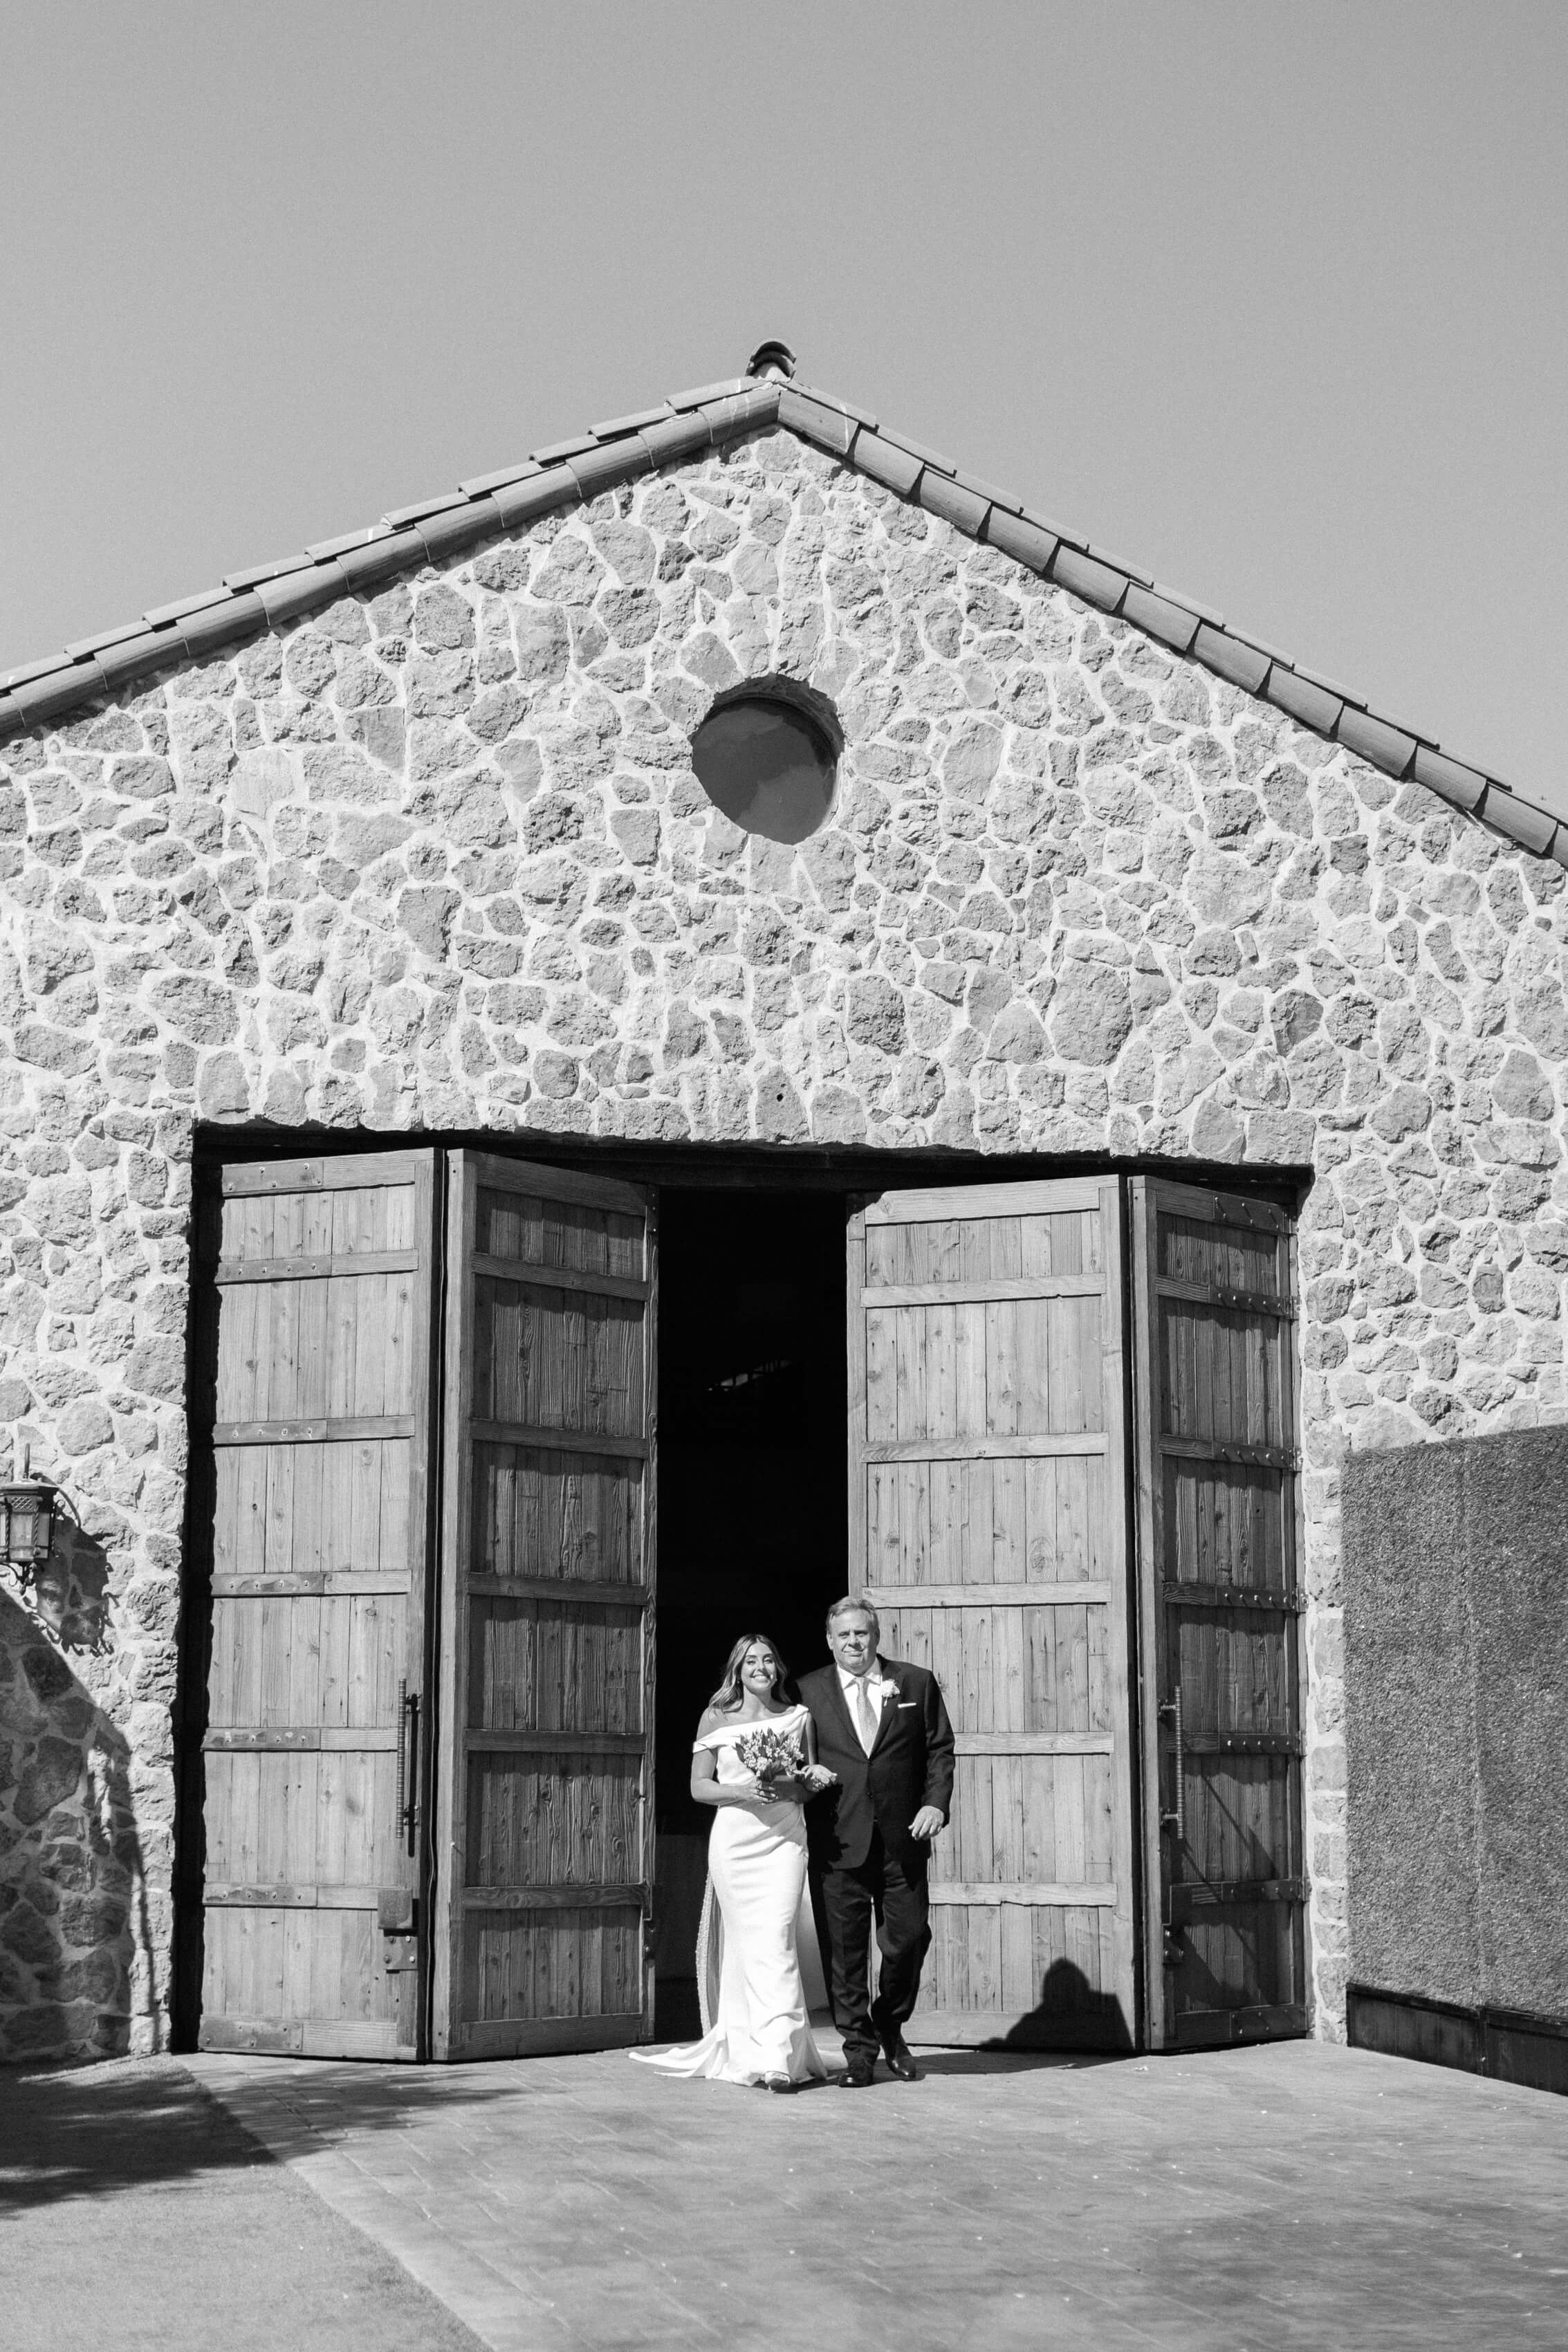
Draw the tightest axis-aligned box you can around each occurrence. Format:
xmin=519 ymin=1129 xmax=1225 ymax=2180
xmin=838 ymin=2054 xmax=877 ymax=2088
xmin=881 ymin=2038 xmax=921 ymax=2081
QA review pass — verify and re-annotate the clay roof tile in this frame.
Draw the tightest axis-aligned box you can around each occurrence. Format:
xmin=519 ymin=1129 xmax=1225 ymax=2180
xmin=1193 ymin=623 xmax=1270 ymax=693
xmin=416 ymin=497 xmax=502 ymax=563
xmin=3 ymin=652 xmax=80 ymax=688
xmin=955 ymin=470 xmax=1020 ymax=514
xmin=142 ymin=587 xmax=233 ymax=629
xmin=302 ymin=526 xmax=394 ymax=564
xmin=1152 ymin=582 xmax=1224 ymax=628
xmin=1120 ymin=584 xmax=1200 ymax=655
xmin=224 ymin=555 xmax=315 ymax=589
xmin=851 ymin=430 xmax=923 ymax=498
xmin=531 ymin=432 xmax=600 ymax=465
xmin=457 ymin=460 xmax=542 ymax=499
xmin=880 ymin=429 xmax=956 ymax=476
xmin=14 ymin=659 xmax=107 ymax=723
xmin=382 ymin=491 xmax=470 ymax=529
xmin=335 ymin=531 xmax=427 ymax=594
xmin=1053 ymin=547 xmax=1130 ymax=615
xmin=178 ymin=592 xmax=266 ymax=661
xmin=1411 ymin=746 xmax=1486 ymax=812
xmin=1266 ymin=668 xmax=1344 ymax=735
xmin=1336 ymin=706 xmax=1417 ymax=780
xmin=1087 ymin=546 xmax=1153 ymax=589
xmin=1482 ymin=787 xmax=1557 ymax=856
xmin=666 ymin=377 xmax=753 ymax=412
xmin=591 ymin=405 xmax=674 ymax=439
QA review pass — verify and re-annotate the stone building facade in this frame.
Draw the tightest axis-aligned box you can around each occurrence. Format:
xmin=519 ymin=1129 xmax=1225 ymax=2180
xmin=1 ymin=358 xmax=1565 ymax=2064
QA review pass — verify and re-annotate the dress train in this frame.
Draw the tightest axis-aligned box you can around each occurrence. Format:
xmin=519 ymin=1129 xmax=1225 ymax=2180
xmin=631 ymin=1705 xmax=827 ymax=2086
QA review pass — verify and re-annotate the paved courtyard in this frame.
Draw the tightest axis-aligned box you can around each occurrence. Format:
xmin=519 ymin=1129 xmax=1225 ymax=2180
xmin=6 ymin=2040 xmax=1568 ymax=2351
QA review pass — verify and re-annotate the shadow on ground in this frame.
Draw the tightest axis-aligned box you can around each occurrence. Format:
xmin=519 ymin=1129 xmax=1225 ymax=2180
xmin=0 ymin=2055 xmax=528 ymax=2214
xmin=0 ymin=2043 xmax=1117 ymax=2215
xmin=914 ymin=2048 xmax=1123 ymax=2077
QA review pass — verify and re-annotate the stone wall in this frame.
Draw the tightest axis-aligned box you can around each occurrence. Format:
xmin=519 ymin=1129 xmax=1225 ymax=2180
xmin=1 ymin=423 xmax=1565 ymax=2059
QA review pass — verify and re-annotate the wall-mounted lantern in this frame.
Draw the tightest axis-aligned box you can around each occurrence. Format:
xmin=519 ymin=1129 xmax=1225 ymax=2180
xmin=1 ymin=1440 xmax=59 ymax=1589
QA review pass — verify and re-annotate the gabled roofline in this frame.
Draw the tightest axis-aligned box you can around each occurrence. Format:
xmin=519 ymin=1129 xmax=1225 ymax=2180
xmin=3 ymin=355 xmax=1562 ymax=870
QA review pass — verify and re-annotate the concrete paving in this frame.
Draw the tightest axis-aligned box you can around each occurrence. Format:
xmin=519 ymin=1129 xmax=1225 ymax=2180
xmin=0 ymin=2055 xmax=486 ymax=2352
xmin=178 ymin=2039 xmax=1568 ymax=2352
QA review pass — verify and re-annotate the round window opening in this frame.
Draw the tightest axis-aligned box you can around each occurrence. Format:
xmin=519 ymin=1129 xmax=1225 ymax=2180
xmin=690 ymin=681 xmax=840 ymax=845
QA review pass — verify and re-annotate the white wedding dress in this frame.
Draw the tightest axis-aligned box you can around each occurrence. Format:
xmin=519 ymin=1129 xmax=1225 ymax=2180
xmin=631 ymin=1703 xmax=828 ymax=2086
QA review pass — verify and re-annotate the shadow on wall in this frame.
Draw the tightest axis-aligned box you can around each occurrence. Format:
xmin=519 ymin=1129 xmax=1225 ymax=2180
xmin=989 ymin=1959 xmax=1135 ymax=2055
xmin=0 ymin=1531 xmax=158 ymax=2064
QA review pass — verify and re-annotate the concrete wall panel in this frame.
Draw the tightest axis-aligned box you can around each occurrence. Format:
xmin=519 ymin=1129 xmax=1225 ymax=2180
xmin=1344 ymin=1428 xmax=1568 ymax=2025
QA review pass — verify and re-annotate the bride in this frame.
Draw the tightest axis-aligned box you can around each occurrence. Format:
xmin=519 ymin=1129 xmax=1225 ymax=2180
xmin=631 ymin=1633 xmax=831 ymax=2093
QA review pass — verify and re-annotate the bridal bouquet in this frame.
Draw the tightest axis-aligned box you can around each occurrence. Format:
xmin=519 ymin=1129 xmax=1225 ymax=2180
xmin=734 ymin=1725 xmax=836 ymax=1795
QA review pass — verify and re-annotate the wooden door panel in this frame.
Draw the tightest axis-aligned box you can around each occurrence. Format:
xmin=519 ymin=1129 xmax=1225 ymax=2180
xmin=433 ymin=1153 xmax=656 ymax=2060
xmin=464 ymin=1754 xmax=643 ymax=1883
xmin=851 ymin=1175 xmax=1138 ymax=2050
xmin=463 ymin=1905 xmax=644 ymax=2048
xmin=1181 ymin=1757 xmax=1296 ymax=1882
xmin=929 ymin=1750 xmax=1118 ymax=1884
xmin=474 ymin=1280 xmax=646 ymax=1439
xmin=1162 ymin=1460 xmax=1290 ymax=1589
xmin=472 ymin=1445 xmax=643 ymax=1583
xmin=467 ymin=1597 xmax=642 ymax=1731
xmin=200 ymin=1907 xmax=394 ymax=2058
xmin=190 ymin=1151 xmax=438 ymax=2061
xmin=1172 ymin=1608 xmax=1293 ymax=1727
xmin=1179 ymin=1905 xmax=1300 ymax=2010
xmin=1132 ymin=1177 xmax=1308 ymax=2050
xmin=923 ymin=1902 xmax=1120 ymax=2025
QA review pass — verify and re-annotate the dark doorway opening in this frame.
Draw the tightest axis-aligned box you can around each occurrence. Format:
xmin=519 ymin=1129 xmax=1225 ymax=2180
xmin=652 ymin=1188 xmax=849 ymax=2034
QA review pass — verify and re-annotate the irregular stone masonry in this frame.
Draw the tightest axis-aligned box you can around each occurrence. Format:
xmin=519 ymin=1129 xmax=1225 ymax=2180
xmin=0 ymin=421 xmax=1565 ymax=2064
xmin=4 ymin=368 xmax=1565 ymax=870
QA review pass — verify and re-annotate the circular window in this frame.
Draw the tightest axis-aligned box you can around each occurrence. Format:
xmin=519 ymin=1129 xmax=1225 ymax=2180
xmin=691 ymin=681 xmax=840 ymax=845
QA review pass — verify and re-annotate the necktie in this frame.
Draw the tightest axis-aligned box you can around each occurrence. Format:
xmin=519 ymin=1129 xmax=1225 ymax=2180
xmin=854 ymin=1676 xmax=879 ymax=1756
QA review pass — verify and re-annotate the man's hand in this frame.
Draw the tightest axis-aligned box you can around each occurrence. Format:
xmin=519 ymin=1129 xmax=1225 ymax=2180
xmin=908 ymin=1806 xmax=946 ymax=1841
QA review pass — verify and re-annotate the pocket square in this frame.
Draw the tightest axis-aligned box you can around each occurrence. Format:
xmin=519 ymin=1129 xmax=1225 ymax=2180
xmin=897 ymin=1701 xmax=916 ymax=1709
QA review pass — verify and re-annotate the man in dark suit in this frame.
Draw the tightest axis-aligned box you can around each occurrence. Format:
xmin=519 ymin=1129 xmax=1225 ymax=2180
xmin=797 ymin=1597 xmax=955 ymax=2086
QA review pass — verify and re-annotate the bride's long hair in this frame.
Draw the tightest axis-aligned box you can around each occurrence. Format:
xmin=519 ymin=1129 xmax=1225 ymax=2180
xmin=708 ymin=1633 xmax=791 ymax=1713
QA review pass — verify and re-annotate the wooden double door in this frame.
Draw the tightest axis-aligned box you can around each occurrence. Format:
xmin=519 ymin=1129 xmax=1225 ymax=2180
xmin=853 ymin=1174 xmax=1307 ymax=2051
xmin=185 ymin=1153 xmax=1304 ymax=2059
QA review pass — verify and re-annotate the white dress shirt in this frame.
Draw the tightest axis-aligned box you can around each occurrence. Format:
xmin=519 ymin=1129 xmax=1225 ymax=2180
xmin=838 ymin=1658 xmax=897 ymax=1753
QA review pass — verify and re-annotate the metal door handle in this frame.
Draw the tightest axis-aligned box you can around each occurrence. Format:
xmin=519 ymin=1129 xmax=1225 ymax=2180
xmin=396 ymin=1676 xmax=407 ymax=1825
xmin=1159 ymin=1687 xmax=1185 ymax=1839
xmin=396 ymin=1680 xmax=419 ymax=1853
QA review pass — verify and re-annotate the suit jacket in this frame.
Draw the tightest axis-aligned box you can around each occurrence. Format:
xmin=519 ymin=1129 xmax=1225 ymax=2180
xmin=798 ymin=1656 xmax=956 ymax=1877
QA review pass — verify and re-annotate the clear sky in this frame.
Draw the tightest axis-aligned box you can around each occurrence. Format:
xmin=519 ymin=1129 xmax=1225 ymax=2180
xmin=3 ymin=2 xmax=1564 ymax=801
